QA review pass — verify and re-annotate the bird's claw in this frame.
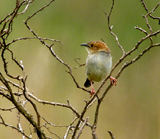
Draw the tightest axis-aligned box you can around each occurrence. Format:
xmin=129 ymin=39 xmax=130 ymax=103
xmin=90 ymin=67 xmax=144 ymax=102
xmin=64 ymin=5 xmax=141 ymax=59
xmin=110 ymin=76 xmax=117 ymax=86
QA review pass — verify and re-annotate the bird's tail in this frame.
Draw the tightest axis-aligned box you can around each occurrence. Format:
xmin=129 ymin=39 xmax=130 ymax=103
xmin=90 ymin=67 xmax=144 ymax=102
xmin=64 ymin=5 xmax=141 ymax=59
xmin=84 ymin=78 xmax=94 ymax=88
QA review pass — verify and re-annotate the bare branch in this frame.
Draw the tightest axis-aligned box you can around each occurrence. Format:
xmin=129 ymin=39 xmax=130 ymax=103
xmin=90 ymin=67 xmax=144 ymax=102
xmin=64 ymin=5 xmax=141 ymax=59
xmin=104 ymin=0 xmax=126 ymax=56
xmin=76 ymin=117 xmax=89 ymax=139
xmin=28 ymin=93 xmax=80 ymax=119
xmin=108 ymin=131 xmax=115 ymax=139
xmin=0 ymin=106 xmax=16 ymax=111
xmin=141 ymin=0 xmax=160 ymax=23
xmin=7 ymin=37 xmax=62 ymax=47
xmin=0 ymin=115 xmax=31 ymax=139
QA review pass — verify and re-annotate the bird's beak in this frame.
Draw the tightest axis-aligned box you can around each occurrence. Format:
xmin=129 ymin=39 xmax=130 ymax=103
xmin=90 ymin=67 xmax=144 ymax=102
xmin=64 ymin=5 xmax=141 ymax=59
xmin=80 ymin=43 xmax=88 ymax=47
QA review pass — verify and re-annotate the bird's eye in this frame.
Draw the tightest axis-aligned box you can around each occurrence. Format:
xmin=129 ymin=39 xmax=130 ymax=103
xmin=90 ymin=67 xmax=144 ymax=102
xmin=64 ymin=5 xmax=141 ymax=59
xmin=90 ymin=44 xmax=93 ymax=47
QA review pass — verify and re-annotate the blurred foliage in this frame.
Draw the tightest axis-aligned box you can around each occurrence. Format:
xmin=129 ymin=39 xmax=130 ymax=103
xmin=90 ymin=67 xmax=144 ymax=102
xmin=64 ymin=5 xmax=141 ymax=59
xmin=0 ymin=0 xmax=160 ymax=138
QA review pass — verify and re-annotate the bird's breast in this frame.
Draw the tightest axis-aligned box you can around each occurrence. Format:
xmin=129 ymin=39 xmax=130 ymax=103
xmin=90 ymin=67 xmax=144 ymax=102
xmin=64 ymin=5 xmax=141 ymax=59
xmin=86 ymin=51 xmax=112 ymax=82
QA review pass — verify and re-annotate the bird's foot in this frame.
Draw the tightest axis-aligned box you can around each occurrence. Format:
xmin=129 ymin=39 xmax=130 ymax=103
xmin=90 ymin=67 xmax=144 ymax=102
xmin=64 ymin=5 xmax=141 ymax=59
xmin=110 ymin=76 xmax=117 ymax=86
xmin=90 ymin=88 xmax=96 ymax=98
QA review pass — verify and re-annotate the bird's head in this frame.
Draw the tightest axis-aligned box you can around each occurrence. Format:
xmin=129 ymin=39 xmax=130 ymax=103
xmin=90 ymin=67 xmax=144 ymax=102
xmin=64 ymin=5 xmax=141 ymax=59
xmin=81 ymin=41 xmax=110 ymax=54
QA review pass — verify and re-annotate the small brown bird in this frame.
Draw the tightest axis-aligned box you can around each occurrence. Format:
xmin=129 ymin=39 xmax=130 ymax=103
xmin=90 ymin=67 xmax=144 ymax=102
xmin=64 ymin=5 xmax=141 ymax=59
xmin=81 ymin=41 xmax=117 ymax=97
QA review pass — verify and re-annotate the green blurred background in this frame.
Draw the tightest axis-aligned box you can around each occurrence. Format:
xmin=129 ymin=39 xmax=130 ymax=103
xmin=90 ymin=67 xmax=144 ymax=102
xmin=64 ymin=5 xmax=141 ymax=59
xmin=0 ymin=0 xmax=160 ymax=138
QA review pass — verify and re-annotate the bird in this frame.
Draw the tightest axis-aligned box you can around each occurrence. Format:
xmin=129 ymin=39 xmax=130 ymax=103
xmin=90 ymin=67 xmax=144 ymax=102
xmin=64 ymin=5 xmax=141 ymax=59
xmin=81 ymin=41 xmax=117 ymax=97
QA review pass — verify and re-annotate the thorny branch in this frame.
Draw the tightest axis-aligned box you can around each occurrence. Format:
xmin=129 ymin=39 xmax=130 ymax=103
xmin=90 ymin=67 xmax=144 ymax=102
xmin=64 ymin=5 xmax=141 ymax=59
xmin=0 ymin=0 xmax=160 ymax=139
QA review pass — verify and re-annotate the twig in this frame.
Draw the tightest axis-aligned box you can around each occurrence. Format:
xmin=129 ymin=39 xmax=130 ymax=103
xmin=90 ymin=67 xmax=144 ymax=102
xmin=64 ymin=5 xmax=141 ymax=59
xmin=64 ymin=126 xmax=72 ymax=139
xmin=115 ymin=43 xmax=160 ymax=80
xmin=91 ymin=99 xmax=101 ymax=132
xmin=17 ymin=0 xmax=34 ymax=15
xmin=73 ymin=58 xmax=85 ymax=69
xmin=6 ymin=37 xmax=62 ymax=47
xmin=28 ymin=92 xmax=80 ymax=119
xmin=1 ymin=38 xmax=21 ymax=80
xmin=63 ymin=117 xmax=78 ymax=139
xmin=0 ymin=115 xmax=31 ymax=139
xmin=0 ymin=106 xmax=16 ymax=111
xmin=104 ymin=0 xmax=126 ymax=56
xmin=141 ymin=0 xmax=160 ymax=24
xmin=0 ymin=72 xmax=47 ymax=139
xmin=108 ymin=131 xmax=115 ymax=139
xmin=76 ymin=117 xmax=89 ymax=139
